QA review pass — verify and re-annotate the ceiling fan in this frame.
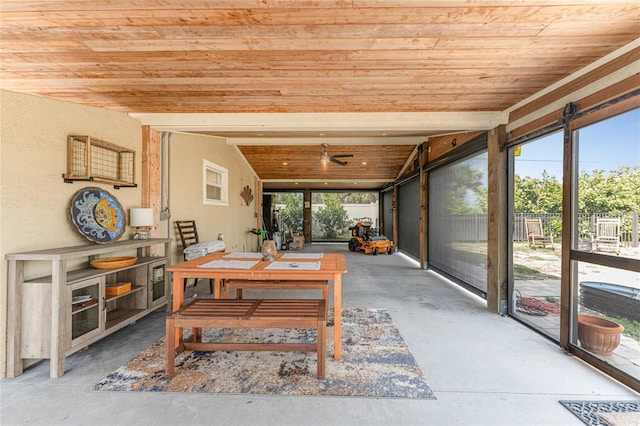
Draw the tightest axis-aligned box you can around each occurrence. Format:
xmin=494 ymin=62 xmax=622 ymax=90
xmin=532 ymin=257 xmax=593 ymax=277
xmin=319 ymin=143 xmax=354 ymax=166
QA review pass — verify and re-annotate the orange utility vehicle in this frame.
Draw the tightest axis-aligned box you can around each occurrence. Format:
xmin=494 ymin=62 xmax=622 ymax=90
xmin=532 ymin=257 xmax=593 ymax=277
xmin=348 ymin=217 xmax=395 ymax=255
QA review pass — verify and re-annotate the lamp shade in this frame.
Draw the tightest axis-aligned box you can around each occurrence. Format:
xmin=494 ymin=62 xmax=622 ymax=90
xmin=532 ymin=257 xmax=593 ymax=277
xmin=129 ymin=208 xmax=154 ymax=227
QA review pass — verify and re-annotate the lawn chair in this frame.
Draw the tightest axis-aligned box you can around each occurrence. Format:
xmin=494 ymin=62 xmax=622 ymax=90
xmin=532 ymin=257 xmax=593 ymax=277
xmin=594 ymin=218 xmax=620 ymax=254
xmin=525 ymin=218 xmax=553 ymax=249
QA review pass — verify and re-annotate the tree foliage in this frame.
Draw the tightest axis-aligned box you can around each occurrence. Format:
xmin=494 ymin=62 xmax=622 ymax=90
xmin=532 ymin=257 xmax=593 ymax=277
xmin=276 ymin=192 xmax=303 ymax=234
xmin=312 ymin=192 xmax=378 ymax=204
xmin=513 ymin=170 xmax=562 ymax=213
xmin=578 ymin=166 xmax=640 ymax=214
xmin=313 ymin=194 xmax=350 ymax=239
xmin=514 ymin=166 xmax=640 ymax=239
xmin=514 ymin=166 xmax=640 ymax=215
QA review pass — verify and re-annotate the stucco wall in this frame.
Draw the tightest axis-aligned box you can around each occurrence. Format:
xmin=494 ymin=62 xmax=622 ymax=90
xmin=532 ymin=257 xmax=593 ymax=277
xmin=0 ymin=90 xmax=258 ymax=377
xmin=0 ymin=90 xmax=144 ymax=376
xmin=166 ymin=132 xmax=258 ymax=263
xmin=0 ymin=90 xmax=144 ymax=251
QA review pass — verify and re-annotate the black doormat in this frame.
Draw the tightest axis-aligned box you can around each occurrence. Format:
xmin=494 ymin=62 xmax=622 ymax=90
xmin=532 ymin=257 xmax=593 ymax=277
xmin=559 ymin=400 xmax=640 ymax=426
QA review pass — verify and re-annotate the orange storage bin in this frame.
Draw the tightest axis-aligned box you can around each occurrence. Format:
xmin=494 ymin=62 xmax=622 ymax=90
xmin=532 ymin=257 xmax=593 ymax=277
xmin=106 ymin=282 xmax=131 ymax=296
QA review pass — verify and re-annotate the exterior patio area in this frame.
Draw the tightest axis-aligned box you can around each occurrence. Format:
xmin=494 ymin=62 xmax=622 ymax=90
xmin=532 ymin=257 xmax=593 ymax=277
xmin=513 ymin=243 xmax=640 ymax=381
xmin=1 ymin=243 xmax=638 ymax=425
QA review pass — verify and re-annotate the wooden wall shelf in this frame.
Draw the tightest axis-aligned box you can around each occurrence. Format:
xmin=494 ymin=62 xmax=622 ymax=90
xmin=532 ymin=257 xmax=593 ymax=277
xmin=63 ymin=135 xmax=136 ymax=188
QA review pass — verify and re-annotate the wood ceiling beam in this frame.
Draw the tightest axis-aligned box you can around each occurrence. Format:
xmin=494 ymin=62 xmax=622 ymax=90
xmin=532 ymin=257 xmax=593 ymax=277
xmin=227 ymin=138 xmax=425 ymax=146
xmin=129 ymin=111 xmax=508 ymax=133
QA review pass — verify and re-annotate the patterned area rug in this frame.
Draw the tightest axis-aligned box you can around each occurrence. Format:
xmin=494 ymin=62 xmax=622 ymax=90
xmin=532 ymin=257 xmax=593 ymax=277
xmin=559 ymin=400 xmax=640 ymax=426
xmin=93 ymin=308 xmax=435 ymax=398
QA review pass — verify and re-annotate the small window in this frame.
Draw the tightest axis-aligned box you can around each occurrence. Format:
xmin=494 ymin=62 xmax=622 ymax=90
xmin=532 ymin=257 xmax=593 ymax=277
xmin=203 ymin=159 xmax=228 ymax=206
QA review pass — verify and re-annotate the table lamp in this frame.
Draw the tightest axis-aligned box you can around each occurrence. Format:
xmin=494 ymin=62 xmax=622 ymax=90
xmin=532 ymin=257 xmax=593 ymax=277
xmin=129 ymin=208 xmax=154 ymax=239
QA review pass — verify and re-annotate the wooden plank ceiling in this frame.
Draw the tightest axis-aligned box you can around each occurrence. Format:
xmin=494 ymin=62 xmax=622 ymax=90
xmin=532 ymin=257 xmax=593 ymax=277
xmin=237 ymin=143 xmax=418 ymax=190
xmin=1 ymin=1 xmax=638 ymax=190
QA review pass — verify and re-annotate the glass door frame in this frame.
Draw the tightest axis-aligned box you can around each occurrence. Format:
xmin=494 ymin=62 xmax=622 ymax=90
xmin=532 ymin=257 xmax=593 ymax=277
xmin=506 ymin=94 xmax=639 ymax=392
xmin=564 ymin=100 xmax=640 ymax=392
xmin=507 ymin=130 xmax=564 ymax=340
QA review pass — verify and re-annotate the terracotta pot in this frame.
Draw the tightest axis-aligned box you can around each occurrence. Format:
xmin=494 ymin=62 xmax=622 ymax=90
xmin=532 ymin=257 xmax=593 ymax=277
xmin=577 ymin=315 xmax=624 ymax=356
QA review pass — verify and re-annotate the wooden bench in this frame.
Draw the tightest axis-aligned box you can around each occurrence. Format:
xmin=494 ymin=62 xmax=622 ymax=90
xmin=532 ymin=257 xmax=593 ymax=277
xmin=166 ymin=298 xmax=327 ymax=379
xmin=224 ymin=279 xmax=329 ymax=317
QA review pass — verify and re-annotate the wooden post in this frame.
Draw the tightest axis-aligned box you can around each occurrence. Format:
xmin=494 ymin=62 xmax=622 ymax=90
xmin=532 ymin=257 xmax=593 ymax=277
xmin=141 ymin=126 xmax=162 ymax=255
xmin=486 ymin=126 xmax=508 ymax=313
xmin=392 ymin=186 xmax=399 ymax=249
xmin=419 ymin=142 xmax=428 ymax=269
xmin=303 ymin=189 xmax=312 ymax=243
xmin=256 ymin=180 xmax=263 ymax=231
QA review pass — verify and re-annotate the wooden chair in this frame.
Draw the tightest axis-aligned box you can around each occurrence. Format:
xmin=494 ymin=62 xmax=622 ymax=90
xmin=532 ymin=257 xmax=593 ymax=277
xmin=176 ymin=220 xmax=199 ymax=250
xmin=525 ymin=218 xmax=553 ymax=249
xmin=175 ymin=220 xmax=219 ymax=292
xmin=594 ymin=218 xmax=621 ymax=254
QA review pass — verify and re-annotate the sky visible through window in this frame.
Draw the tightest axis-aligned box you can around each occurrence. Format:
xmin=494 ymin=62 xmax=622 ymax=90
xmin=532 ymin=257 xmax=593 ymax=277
xmin=514 ymin=108 xmax=639 ymax=178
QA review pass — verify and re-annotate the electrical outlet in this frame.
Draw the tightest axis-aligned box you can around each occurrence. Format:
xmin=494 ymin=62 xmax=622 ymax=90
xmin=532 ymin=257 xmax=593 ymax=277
xmin=160 ymin=210 xmax=170 ymax=221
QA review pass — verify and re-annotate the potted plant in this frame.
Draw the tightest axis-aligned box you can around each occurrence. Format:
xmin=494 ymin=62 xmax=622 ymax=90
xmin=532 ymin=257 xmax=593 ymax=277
xmin=577 ymin=315 xmax=624 ymax=356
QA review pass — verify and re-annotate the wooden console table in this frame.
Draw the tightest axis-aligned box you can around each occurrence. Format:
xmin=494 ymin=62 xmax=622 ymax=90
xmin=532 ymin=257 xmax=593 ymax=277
xmin=6 ymin=238 xmax=171 ymax=378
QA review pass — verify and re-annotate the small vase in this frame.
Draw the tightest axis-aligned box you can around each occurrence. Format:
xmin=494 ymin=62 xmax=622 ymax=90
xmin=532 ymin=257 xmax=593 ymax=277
xmin=261 ymin=240 xmax=277 ymax=261
xmin=577 ymin=315 xmax=624 ymax=356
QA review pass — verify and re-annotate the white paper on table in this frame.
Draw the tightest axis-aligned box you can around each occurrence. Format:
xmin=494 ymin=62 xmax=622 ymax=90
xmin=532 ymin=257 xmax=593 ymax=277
xmin=223 ymin=252 xmax=264 ymax=259
xmin=281 ymin=253 xmax=324 ymax=259
xmin=197 ymin=260 xmax=259 ymax=269
xmin=264 ymin=261 xmax=321 ymax=271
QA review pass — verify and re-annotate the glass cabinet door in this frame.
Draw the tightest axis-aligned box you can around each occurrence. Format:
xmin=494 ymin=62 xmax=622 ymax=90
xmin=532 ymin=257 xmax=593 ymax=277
xmin=69 ymin=277 xmax=104 ymax=347
xmin=149 ymin=260 xmax=168 ymax=308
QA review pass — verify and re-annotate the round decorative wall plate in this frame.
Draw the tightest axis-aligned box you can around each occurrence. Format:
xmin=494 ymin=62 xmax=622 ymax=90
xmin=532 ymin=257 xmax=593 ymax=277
xmin=69 ymin=187 xmax=126 ymax=243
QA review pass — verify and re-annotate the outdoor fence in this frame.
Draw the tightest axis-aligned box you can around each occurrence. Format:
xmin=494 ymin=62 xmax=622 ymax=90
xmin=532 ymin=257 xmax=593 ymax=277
xmin=441 ymin=212 xmax=639 ymax=248
xmin=278 ymin=200 xmax=639 ymax=248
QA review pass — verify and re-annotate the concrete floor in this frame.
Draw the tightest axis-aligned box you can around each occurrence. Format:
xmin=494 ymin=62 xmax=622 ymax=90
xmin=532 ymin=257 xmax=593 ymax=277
xmin=1 ymin=243 xmax=638 ymax=426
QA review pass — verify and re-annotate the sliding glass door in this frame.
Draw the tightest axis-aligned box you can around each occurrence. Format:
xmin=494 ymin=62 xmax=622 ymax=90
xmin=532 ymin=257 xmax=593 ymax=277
xmin=570 ymin=107 xmax=639 ymax=383
xmin=509 ymin=132 xmax=563 ymax=339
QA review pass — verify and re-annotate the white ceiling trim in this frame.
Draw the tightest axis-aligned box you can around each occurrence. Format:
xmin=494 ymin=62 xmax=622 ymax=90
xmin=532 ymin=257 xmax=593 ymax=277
xmin=226 ymin=136 xmax=426 ymax=146
xmin=129 ymin=111 xmax=508 ymax=133
xmin=261 ymin=179 xmax=391 ymax=183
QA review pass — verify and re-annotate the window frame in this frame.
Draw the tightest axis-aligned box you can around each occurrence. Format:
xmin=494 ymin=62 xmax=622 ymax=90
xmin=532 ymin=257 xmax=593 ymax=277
xmin=203 ymin=159 xmax=229 ymax=206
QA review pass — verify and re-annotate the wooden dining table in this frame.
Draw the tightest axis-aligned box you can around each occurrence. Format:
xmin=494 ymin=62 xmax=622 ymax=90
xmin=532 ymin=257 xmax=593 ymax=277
xmin=166 ymin=251 xmax=348 ymax=358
